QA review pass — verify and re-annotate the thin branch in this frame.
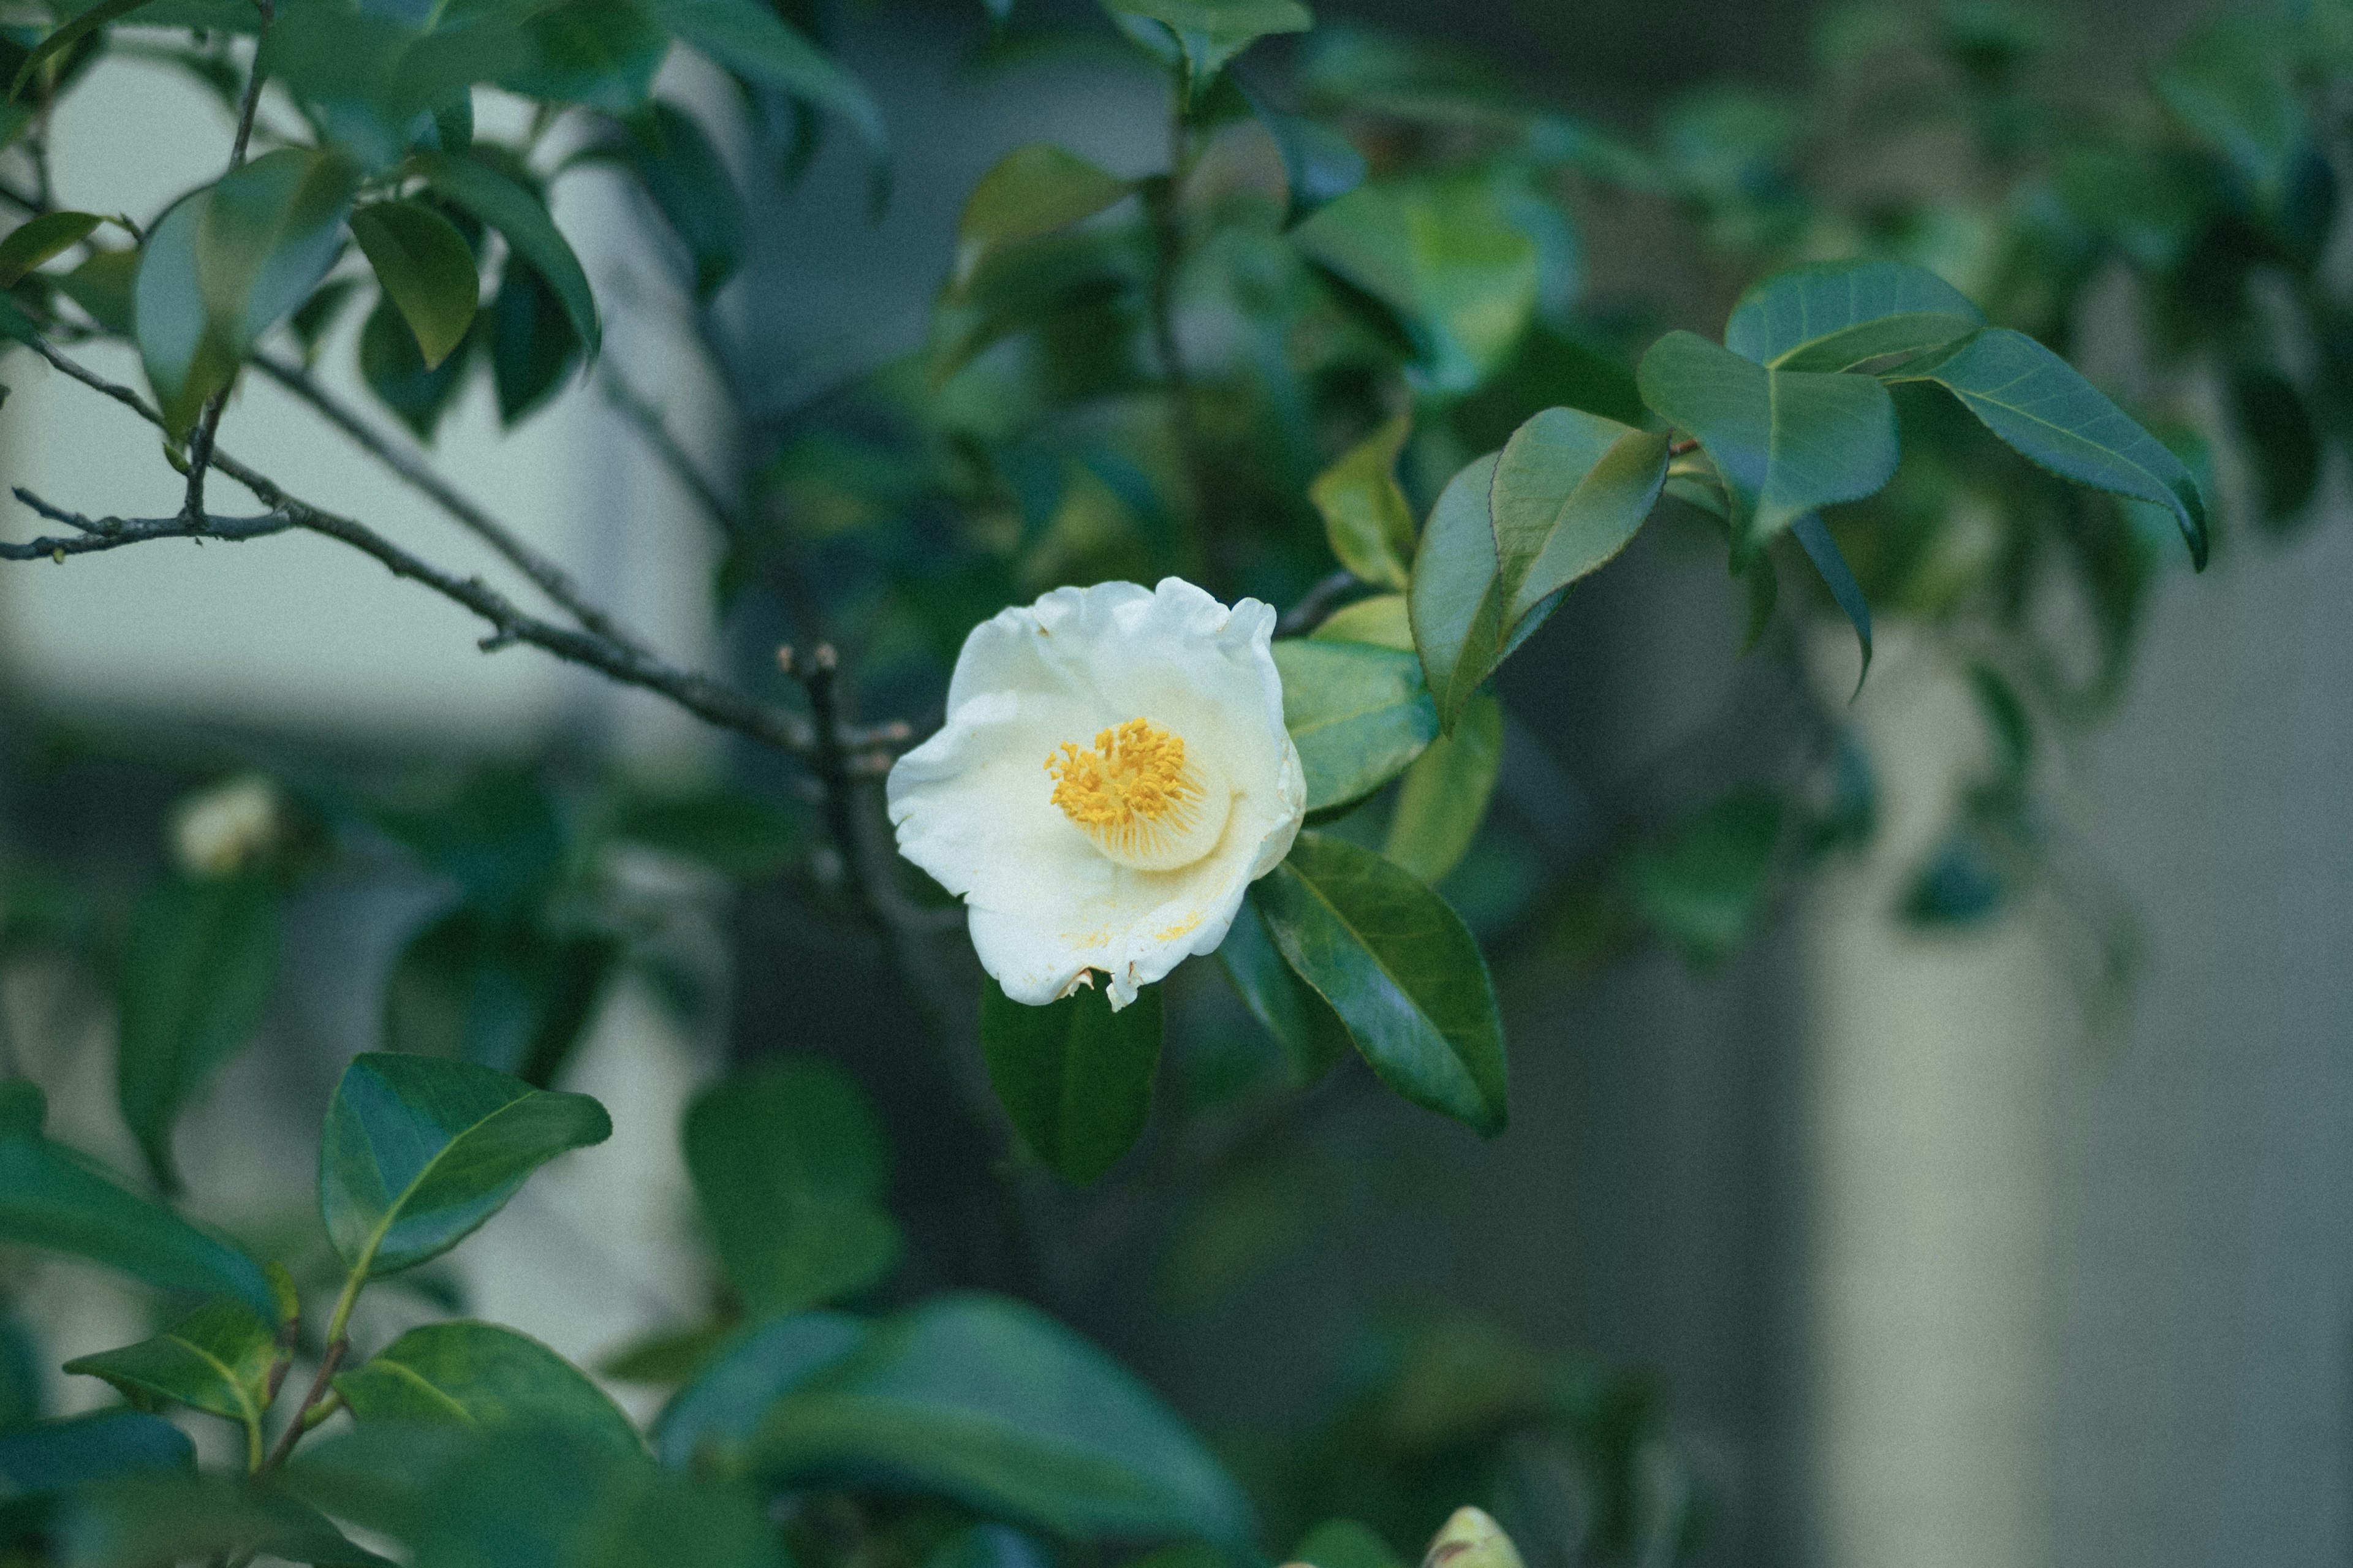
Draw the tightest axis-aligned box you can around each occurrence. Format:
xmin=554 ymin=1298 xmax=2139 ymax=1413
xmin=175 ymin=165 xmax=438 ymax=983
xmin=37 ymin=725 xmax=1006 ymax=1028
xmin=602 ymin=366 xmax=739 ymax=536
xmin=1 ymin=490 xmax=293 ymax=558
xmin=258 ymin=1334 xmax=343 ymax=1475
xmin=11 ymin=339 xmax=818 ymax=756
xmin=249 ymin=348 xmax=656 ymax=656
xmin=181 ymin=1 xmax=275 ymax=526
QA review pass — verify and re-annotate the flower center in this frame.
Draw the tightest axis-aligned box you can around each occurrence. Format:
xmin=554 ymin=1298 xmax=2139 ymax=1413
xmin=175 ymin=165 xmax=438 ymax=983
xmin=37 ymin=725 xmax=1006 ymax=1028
xmin=1045 ymin=718 xmax=1230 ymax=872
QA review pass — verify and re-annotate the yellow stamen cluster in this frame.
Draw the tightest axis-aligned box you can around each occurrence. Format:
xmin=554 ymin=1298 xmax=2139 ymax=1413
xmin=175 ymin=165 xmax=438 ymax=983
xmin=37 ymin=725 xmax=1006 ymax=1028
xmin=1046 ymin=718 xmax=1219 ymax=869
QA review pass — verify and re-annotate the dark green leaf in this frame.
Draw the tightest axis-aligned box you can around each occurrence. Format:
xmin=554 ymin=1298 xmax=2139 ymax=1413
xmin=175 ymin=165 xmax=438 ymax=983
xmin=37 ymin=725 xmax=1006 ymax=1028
xmin=289 ymin=275 xmax=361 ymax=360
xmin=598 ymin=1319 xmax=735 ymax=1387
xmin=486 ymin=259 xmax=582 ymax=425
xmin=116 ymin=873 xmax=280 ymax=1191
xmin=979 ymin=979 xmax=1163 ymax=1186
xmin=0 ymin=1303 xmax=39 ymax=1429
xmin=610 ymin=791 xmax=802 ymax=877
xmin=683 ymin=1061 xmax=901 ymax=1313
xmin=55 ymin=246 xmax=137 ymax=335
xmin=652 ymin=1311 xmax=866 ymax=1470
xmin=2228 ymin=366 xmax=2319 ymax=528
xmin=197 ymin=148 xmax=361 ymax=356
xmin=492 ymin=0 xmax=670 ymax=112
xmin=63 ymin=1298 xmax=275 ymax=1450
xmin=349 ymin=200 xmax=478 ymax=369
xmin=0 ymin=1411 xmax=191 ymax=1499
xmin=1240 ymin=84 xmax=1365 ymax=227
xmin=751 ymin=1292 xmax=1254 ymax=1545
xmin=373 ymin=770 xmax=566 ymax=916
xmin=1382 ymin=691 xmax=1502 ymax=885
xmin=1308 ymin=412 xmax=1414 ymax=590
xmin=358 ymin=291 xmax=471 ymax=441
xmin=1451 ymin=327 xmax=1647 ymax=450
xmin=319 ymin=1051 xmax=612 ymax=1279
xmin=1489 ymin=407 xmax=1665 ymax=631
xmin=1635 ymin=328 xmax=1899 ymax=554
xmin=0 ymin=1123 xmax=275 ymax=1314
xmin=1217 ymin=890 xmax=1348 ymax=1085
xmin=1408 ymin=452 xmax=1536 ymax=732
xmin=59 ymin=1472 xmax=392 ymax=1567
xmin=1292 ymin=1520 xmax=1404 ymax=1568
xmin=1271 ymin=638 xmax=1439 ymax=816
xmin=1103 ymin=0 xmax=1311 ymax=89
xmin=382 ymin=907 xmax=616 ymax=1088
xmin=334 ymin=1320 xmax=639 ymax=1456
xmin=0 ymin=211 xmax=102 ymax=287
xmin=953 ymin=145 xmax=1132 ymax=296
xmin=9 ymin=0 xmax=160 ymax=98
xmin=2159 ymin=19 xmax=2300 ymax=200
xmin=134 ymin=192 xmax=236 ymax=437
xmin=1790 ymin=514 xmax=1871 ymax=694
xmin=0 ymin=1080 xmax=42 ymax=1138
xmin=1254 ymin=831 xmax=1507 ymax=1134
xmin=1722 ymin=257 xmax=1985 ymax=373
xmin=623 ymin=102 xmax=750 ymax=301
xmin=1629 ymin=788 xmax=1784 ymax=968
xmin=411 ymin=151 xmax=599 ymax=357
xmin=645 ymin=0 xmax=887 ymax=200
xmin=1885 ymin=327 xmax=2208 ymax=568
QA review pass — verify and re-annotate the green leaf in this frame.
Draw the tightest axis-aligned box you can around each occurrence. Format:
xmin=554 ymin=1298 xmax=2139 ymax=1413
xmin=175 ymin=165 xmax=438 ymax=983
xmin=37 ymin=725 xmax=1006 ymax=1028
xmin=2159 ymin=19 xmax=2301 ymax=201
xmin=1238 ymin=83 xmax=1365 ymax=227
xmin=334 ymin=1320 xmax=639 ymax=1456
xmin=610 ymin=791 xmax=802 ymax=877
xmin=63 ymin=1299 xmax=275 ymax=1461
xmin=491 ymin=0 xmax=670 ymax=112
xmin=486 ymin=259 xmax=582 ymax=425
xmin=0 ymin=211 xmax=102 ymax=287
xmin=1270 ymin=638 xmax=1439 ymax=817
xmin=1635 ymin=328 xmax=1899 ymax=554
xmin=115 ymin=873 xmax=280 ymax=1192
xmin=349 ymin=200 xmax=478 ymax=369
xmin=1216 ymin=891 xmax=1347 ymax=1085
xmin=372 ymin=769 xmax=566 ymax=916
xmin=382 ymin=907 xmax=617 ymax=1088
xmin=1309 ymin=412 xmax=1415 ymax=590
xmin=953 ymin=145 xmax=1132 ymax=296
xmin=0 ymin=1078 xmax=43 ymax=1138
xmin=1309 ymin=593 xmax=1412 ymax=650
xmin=1253 ymin=831 xmax=1506 ymax=1134
xmin=57 ymin=246 xmax=139 ymax=335
xmin=645 ymin=0 xmax=887 ymax=201
xmin=979 ymin=979 xmax=1163 ymax=1186
xmin=750 ymin=1292 xmax=1254 ymax=1545
xmin=683 ymin=1061 xmax=901 ymax=1313
xmin=9 ymin=0 xmax=160 ymax=98
xmin=1409 ymin=452 xmax=1542 ymax=732
xmin=197 ymin=147 xmax=362 ymax=356
xmin=58 ymin=1472 xmax=392 ymax=1567
xmin=411 ymin=151 xmax=599 ymax=357
xmin=1886 ymin=327 xmax=2208 ymax=568
xmin=1292 ymin=1520 xmax=1404 ymax=1568
xmin=358 ymin=291 xmax=472 ymax=441
xmin=622 ymin=102 xmax=750 ymax=302
xmin=1382 ymin=691 xmax=1502 ymax=885
xmin=0 ymin=1411 xmax=191 ymax=1499
xmin=1102 ymin=0 xmax=1311 ymax=89
xmin=2229 ymin=366 xmax=2320 ymax=528
xmin=652 ymin=1311 xmax=867 ymax=1470
xmin=1722 ymin=257 xmax=1985 ymax=373
xmin=134 ymin=192 xmax=237 ymax=437
xmin=1790 ymin=513 xmax=1871 ymax=693
xmin=0 ymin=1118 xmax=275 ymax=1315
xmin=319 ymin=1051 xmax=612 ymax=1279
xmin=1629 ymin=787 xmax=1784 ymax=968
xmin=1489 ymin=407 xmax=1665 ymax=631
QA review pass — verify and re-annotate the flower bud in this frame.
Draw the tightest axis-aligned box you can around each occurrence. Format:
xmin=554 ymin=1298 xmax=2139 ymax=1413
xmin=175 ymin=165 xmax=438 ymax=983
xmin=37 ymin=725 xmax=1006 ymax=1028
xmin=170 ymin=775 xmax=282 ymax=878
xmin=1421 ymin=1509 xmax=1523 ymax=1568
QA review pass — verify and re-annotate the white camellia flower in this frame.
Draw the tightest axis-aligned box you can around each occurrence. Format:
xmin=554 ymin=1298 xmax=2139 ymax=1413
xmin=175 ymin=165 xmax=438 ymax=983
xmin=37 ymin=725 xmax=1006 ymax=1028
xmin=888 ymin=577 xmax=1306 ymax=1010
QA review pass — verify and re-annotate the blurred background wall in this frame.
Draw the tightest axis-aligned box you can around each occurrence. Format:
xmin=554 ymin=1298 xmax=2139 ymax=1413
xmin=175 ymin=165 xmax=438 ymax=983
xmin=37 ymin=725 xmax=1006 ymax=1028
xmin=9 ymin=2 xmax=2351 ymax=1567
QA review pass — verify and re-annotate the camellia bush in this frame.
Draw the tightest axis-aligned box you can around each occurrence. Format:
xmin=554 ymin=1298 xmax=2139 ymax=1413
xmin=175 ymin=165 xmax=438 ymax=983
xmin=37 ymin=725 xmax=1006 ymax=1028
xmin=0 ymin=0 xmax=2336 ymax=1563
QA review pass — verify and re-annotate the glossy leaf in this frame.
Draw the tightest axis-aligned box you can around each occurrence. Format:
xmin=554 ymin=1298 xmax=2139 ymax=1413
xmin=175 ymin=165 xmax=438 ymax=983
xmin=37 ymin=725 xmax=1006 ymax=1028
xmin=1722 ymin=257 xmax=1985 ymax=373
xmin=1635 ymin=329 xmax=1899 ymax=553
xmin=493 ymin=0 xmax=670 ymax=113
xmin=953 ymin=145 xmax=1132 ymax=295
xmin=1309 ymin=412 xmax=1415 ymax=590
xmin=335 ymin=1320 xmax=639 ymax=1456
xmin=115 ymin=873 xmax=281 ymax=1191
xmin=683 ymin=1061 xmax=901 ymax=1312
xmin=980 ymin=979 xmax=1163 ymax=1185
xmin=646 ymin=0 xmax=887 ymax=196
xmin=134 ymin=192 xmax=236 ymax=437
xmin=382 ymin=907 xmax=617 ymax=1088
xmin=1217 ymin=891 xmax=1347 ymax=1085
xmin=0 ymin=1411 xmax=192 ymax=1499
xmin=1254 ymin=831 xmax=1506 ymax=1134
xmin=0 ymin=211 xmax=101 ymax=287
xmin=349 ymin=200 xmax=479 ymax=369
xmin=1790 ymin=513 xmax=1871 ymax=693
xmin=1382 ymin=691 xmax=1502 ymax=885
xmin=1885 ymin=327 xmax=2209 ymax=568
xmin=58 ymin=1472 xmax=392 ymax=1567
xmin=0 ymin=1102 xmax=275 ymax=1314
xmin=63 ymin=1298 xmax=275 ymax=1453
xmin=1309 ymin=593 xmax=1412 ymax=650
xmin=653 ymin=1311 xmax=867 ymax=1470
xmin=1489 ymin=407 xmax=1665 ymax=631
xmin=197 ymin=147 xmax=360 ymax=356
xmin=486 ymin=260 xmax=582 ymax=425
xmin=319 ymin=1051 xmax=612 ymax=1279
xmin=623 ymin=102 xmax=749 ymax=301
xmin=9 ymin=0 xmax=159 ymax=97
xmin=750 ymin=1292 xmax=1254 ymax=1545
xmin=411 ymin=151 xmax=599 ymax=357
xmin=358 ymin=293 xmax=472 ymax=441
xmin=1271 ymin=638 xmax=1439 ymax=817
xmin=1409 ymin=452 xmax=1543 ymax=732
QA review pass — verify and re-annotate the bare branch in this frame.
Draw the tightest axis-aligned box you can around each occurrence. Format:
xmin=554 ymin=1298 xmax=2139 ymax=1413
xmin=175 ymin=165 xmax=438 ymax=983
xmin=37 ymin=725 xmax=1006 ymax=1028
xmin=1 ymin=489 xmax=295 ymax=559
xmin=249 ymin=349 xmax=656 ymax=656
xmin=602 ymin=367 xmax=739 ymax=536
